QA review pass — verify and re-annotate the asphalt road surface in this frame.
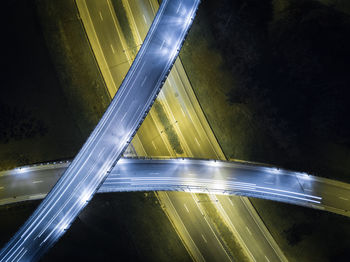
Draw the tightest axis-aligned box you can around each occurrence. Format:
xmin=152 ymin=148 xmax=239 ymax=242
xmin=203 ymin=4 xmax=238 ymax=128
xmin=1 ymin=159 xmax=349 ymax=216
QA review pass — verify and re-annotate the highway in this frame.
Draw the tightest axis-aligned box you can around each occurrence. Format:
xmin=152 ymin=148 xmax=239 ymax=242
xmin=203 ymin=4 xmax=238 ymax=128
xmin=76 ymin=1 xmax=286 ymax=261
xmin=163 ymin=191 xmax=232 ymax=261
xmin=0 ymin=0 xmax=200 ymax=260
xmin=1 ymin=159 xmax=350 ymax=216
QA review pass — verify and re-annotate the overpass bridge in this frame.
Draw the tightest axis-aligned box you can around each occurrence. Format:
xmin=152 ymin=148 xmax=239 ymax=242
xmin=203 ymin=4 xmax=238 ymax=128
xmin=1 ymin=158 xmax=350 ymax=217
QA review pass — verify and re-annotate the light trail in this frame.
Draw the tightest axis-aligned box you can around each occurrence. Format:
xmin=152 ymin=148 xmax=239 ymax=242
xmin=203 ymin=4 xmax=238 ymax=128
xmin=1 ymin=158 xmax=329 ymax=212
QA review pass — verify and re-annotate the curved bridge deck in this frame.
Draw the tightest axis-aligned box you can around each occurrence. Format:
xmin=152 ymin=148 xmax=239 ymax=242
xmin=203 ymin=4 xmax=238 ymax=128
xmin=1 ymin=158 xmax=349 ymax=218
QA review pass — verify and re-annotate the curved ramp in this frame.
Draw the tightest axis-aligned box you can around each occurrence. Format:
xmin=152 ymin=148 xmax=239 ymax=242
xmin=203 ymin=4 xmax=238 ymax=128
xmin=1 ymin=158 xmax=350 ymax=217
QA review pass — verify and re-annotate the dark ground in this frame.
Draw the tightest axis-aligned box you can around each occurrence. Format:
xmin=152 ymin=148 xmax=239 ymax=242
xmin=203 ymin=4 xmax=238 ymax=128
xmin=250 ymin=198 xmax=350 ymax=262
xmin=202 ymin=0 xmax=350 ymax=182
xmin=40 ymin=192 xmax=190 ymax=262
xmin=0 ymin=0 xmax=84 ymax=170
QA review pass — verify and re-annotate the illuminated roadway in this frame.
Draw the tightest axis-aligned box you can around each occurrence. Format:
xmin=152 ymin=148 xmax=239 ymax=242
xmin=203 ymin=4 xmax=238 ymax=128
xmin=1 ymin=159 xmax=350 ymax=216
xmin=76 ymin=1 xmax=285 ymax=261
xmin=0 ymin=0 xmax=200 ymax=260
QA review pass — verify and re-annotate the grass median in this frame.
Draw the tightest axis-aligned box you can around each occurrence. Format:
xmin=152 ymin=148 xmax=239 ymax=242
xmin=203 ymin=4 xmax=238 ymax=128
xmin=197 ymin=194 xmax=250 ymax=262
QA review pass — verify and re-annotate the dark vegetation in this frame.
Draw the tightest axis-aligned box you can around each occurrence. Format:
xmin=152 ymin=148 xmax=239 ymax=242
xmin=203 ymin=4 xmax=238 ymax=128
xmin=251 ymin=198 xmax=350 ymax=262
xmin=153 ymin=101 xmax=184 ymax=155
xmin=111 ymin=0 xmax=139 ymax=58
xmin=0 ymin=201 xmax=40 ymax=248
xmin=197 ymin=194 xmax=250 ymax=262
xmin=41 ymin=192 xmax=190 ymax=261
xmin=202 ymin=0 xmax=350 ymax=181
xmin=0 ymin=104 xmax=47 ymax=144
xmin=36 ymin=0 xmax=111 ymax=139
xmin=0 ymin=0 xmax=83 ymax=170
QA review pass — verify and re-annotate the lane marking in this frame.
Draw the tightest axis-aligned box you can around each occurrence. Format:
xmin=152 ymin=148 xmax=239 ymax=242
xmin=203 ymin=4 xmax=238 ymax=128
xmin=184 ymin=203 xmax=189 ymax=213
xmin=176 ymin=2 xmax=182 ymax=14
xmin=201 ymin=234 xmax=207 ymax=243
xmin=17 ymin=249 xmax=27 ymax=261
xmin=159 ymin=39 xmax=165 ymax=50
xmin=32 ymin=181 xmax=43 ymax=184
xmin=143 ymin=14 xmax=147 ymax=23
xmin=99 ymin=11 xmax=103 ymax=21
xmin=141 ymin=75 xmax=148 ymax=87
xmin=181 ymin=107 xmax=186 ymax=117
xmin=195 ymin=137 xmax=200 ymax=147
xmin=246 ymin=226 xmax=252 ymax=236
xmin=228 ymin=198 xmax=234 ymax=206
xmin=191 ymin=193 xmax=204 ymax=216
xmin=265 ymin=256 xmax=271 ymax=262
xmin=339 ymin=196 xmax=348 ymax=201
xmin=121 ymin=112 xmax=128 ymax=122
xmin=110 ymin=44 xmax=115 ymax=54
xmin=152 ymin=141 xmax=157 ymax=150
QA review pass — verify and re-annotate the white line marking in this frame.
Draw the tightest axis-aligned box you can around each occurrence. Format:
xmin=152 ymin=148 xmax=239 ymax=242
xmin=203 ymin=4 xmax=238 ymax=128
xmin=246 ymin=226 xmax=252 ymax=235
xmin=99 ymin=11 xmax=103 ymax=21
xmin=181 ymin=107 xmax=186 ymax=117
xmin=143 ymin=14 xmax=147 ymax=23
xmin=201 ymin=234 xmax=207 ymax=243
xmin=32 ymin=181 xmax=43 ymax=184
xmin=339 ymin=196 xmax=348 ymax=201
xmin=17 ymin=249 xmax=27 ymax=261
xmin=141 ymin=75 xmax=148 ymax=87
xmin=195 ymin=137 xmax=200 ymax=146
xmin=159 ymin=39 xmax=165 ymax=50
xmin=121 ymin=112 xmax=128 ymax=122
xmin=191 ymin=193 xmax=204 ymax=216
xmin=110 ymin=44 xmax=115 ymax=54
xmin=184 ymin=203 xmax=189 ymax=213
xmin=265 ymin=256 xmax=270 ymax=262
xmin=176 ymin=2 xmax=182 ymax=13
xmin=152 ymin=141 xmax=157 ymax=150
xmin=228 ymin=198 xmax=234 ymax=206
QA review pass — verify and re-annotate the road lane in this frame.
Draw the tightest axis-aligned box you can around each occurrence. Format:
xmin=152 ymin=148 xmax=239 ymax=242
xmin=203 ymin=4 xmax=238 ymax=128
xmin=3 ymin=159 xmax=350 ymax=216
xmin=167 ymin=192 xmax=232 ymax=261
xmin=216 ymin=195 xmax=287 ymax=262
